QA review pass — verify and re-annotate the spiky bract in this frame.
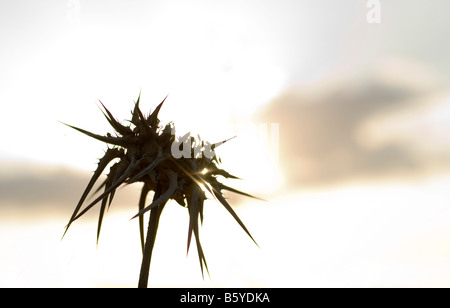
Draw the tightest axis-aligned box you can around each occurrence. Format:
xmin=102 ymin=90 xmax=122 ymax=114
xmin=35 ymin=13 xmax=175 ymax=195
xmin=62 ymin=94 xmax=260 ymax=287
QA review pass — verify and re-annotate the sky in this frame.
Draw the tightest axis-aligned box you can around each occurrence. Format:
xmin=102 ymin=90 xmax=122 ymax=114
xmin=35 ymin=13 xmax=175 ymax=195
xmin=1 ymin=0 xmax=450 ymax=287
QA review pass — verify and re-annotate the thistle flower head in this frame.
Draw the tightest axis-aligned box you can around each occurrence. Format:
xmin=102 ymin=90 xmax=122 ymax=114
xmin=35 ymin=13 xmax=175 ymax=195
xmin=62 ymin=93 xmax=261 ymax=286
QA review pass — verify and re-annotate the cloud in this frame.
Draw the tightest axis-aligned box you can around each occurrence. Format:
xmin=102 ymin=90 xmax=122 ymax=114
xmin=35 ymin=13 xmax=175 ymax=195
xmin=256 ymin=63 xmax=448 ymax=188
xmin=0 ymin=161 xmax=140 ymax=217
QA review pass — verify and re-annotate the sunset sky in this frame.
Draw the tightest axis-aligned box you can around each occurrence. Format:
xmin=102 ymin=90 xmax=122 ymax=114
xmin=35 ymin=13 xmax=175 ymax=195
xmin=1 ymin=0 xmax=450 ymax=287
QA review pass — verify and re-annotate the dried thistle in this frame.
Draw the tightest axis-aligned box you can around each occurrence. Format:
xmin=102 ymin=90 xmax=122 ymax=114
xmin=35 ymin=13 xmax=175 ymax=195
xmin=62 ymin=93 xmax=261 ymax=288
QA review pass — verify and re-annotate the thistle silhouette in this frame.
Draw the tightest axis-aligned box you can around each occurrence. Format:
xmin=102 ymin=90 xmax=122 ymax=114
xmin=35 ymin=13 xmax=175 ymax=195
xmin=62 ymin=93 xmax=261 ymax=288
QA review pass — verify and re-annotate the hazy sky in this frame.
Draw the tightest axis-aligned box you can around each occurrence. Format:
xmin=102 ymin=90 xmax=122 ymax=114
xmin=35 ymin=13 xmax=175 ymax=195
xmin=1 ymin=0 xmax=450 ymax=169
xmin=2 ymin=0 xmax=450 ymax=288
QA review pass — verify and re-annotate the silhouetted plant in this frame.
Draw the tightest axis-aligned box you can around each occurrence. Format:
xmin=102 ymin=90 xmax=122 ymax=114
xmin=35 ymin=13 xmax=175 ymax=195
xmin=62 ymin=93 xmax=261 ymax=288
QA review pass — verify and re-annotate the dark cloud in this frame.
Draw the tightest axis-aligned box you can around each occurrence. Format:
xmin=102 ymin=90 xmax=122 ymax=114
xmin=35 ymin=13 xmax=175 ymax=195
xmin=256 ymin=73 xmax=438 ymax=188
xmin=0 ymin=162 xmax=140 ymax=217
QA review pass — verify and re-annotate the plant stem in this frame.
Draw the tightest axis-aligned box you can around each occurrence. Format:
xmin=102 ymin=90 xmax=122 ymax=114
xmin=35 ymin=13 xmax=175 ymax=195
xmin=138 ymin=187 xmax=165 ymax=288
